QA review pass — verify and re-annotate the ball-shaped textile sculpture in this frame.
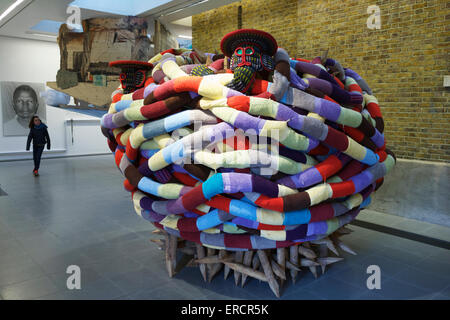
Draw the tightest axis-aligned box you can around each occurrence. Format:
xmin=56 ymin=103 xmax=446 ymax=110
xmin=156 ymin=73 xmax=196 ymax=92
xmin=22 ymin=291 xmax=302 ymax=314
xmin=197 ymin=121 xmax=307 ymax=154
xmin=100 ymin=29 xmax=395 ymax=297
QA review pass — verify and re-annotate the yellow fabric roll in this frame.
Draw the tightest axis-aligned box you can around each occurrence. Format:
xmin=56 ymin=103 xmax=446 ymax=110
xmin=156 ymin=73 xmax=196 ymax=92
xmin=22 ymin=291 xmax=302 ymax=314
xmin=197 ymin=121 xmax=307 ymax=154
xmin=344 ymin=138 xmax=366 ymax=161
xmin=198 ymin=78 xmax=226 ymax=99
xmin=306 ymin=184 xmax=333 ymax=206
xmin=257 ymin=208 xmax=284 ymax=225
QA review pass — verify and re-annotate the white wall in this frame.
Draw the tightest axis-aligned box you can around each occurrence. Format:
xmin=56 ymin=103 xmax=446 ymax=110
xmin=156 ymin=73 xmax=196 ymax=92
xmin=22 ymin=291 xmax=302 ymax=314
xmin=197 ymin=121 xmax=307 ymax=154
xmin=0 ymin=35 xmax=110 ymax=161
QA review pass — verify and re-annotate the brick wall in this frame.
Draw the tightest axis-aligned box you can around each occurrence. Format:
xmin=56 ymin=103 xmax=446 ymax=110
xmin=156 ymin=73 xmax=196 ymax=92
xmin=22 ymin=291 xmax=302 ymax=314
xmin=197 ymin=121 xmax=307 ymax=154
xmin=192 ymin=0 xmax=450 ymax=162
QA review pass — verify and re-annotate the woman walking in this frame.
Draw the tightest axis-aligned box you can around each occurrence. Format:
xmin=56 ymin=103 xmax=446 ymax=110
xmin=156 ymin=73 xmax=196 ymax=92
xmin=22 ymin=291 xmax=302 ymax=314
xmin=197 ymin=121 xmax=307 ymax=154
xmin=26 ymin=115 xmax=50 ymax=176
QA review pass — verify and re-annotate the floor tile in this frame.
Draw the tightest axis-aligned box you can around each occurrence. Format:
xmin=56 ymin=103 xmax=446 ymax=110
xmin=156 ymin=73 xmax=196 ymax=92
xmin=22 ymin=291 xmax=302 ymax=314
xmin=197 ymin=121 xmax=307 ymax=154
xmin=357 ymin=278 xmax=432 ymax=300
xmin=106 ymin=266 xmax=170 ymax=295
xmin=394 ymin=266 xmax=450 ymax=293
xmin=127 ymin=282 xmax=202 ymax=300
xmin=0 ymin=261 xmax=45 ymax=288
xmin=38 ymin=278 xmax=125 ymax=300
xmin=0 ymin=276 xmax=59 ymax=300
xmin=300 ymin=276 xmax=363 ymax=300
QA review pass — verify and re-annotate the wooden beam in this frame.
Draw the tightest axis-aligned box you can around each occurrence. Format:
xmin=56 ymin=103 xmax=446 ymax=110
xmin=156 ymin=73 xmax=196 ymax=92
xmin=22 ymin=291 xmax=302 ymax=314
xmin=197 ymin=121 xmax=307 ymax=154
xmin=47 ymin=81 xmax=119 ymax=107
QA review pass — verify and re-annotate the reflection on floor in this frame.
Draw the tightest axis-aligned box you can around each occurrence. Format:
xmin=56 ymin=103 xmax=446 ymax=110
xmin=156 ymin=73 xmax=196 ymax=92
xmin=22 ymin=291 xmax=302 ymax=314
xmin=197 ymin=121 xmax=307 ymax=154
xmin=0 ymin=155 xmax=449 ymax=300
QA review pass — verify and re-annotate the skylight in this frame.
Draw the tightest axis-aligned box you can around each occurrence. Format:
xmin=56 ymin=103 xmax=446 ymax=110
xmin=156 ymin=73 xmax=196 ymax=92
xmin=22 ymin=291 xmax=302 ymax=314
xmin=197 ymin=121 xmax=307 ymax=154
xmin=69 ymin=0 xmax=172 ymax=16
xmin=30 ymin=19 xmax=82 ymax=34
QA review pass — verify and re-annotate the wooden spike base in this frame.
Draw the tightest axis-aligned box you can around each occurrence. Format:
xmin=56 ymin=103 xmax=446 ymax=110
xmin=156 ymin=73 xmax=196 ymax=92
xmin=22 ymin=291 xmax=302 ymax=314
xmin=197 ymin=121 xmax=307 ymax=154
xmin=150 ymin=226 xmax=356 ymax=298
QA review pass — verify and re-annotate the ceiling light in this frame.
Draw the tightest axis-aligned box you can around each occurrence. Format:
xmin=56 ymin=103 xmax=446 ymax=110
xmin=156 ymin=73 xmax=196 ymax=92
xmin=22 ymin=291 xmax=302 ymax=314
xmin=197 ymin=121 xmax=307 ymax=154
xmin=69 ymin=0 xmax=172 ymax=16
xmin=0 ymin=0 xmax=26 ymax=23
xmin=178 ymin=35 xmax=192 ymax=39
xmin=160 ymin=0 xmax=209 ymax=17
xmin=161 ymin=8 xmax=182 ymax=17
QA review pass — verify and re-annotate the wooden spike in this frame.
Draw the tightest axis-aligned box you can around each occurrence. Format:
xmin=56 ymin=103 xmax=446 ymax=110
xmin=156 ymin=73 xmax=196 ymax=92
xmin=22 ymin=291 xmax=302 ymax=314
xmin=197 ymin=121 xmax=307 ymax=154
xmin=317 ymin=257 xmax=344 ymax=266
xmin=208 ymin=250 xmax=225 ymax=283
xmin=252 ymin=253 xmax=261 ymax=271
xmin=169 ymin=235 xmax=177 ymax=274
xmin=233 ymin=251 xmax=244 ymax=286
xmin=194 ymin=255 xmax=233 ymax=264
xmin=309 ymin=266 xmax=318 ymax=278
xmin=185 ymin=258 xmax=196 ymax=268
xmin=206 ymin=248 xmax=215 ymax=276
xmin=241 ymin=251 xmax=254 ymax=287
xmin=312 ymin=237 xmax=339 ymax=256
xmin=289 ymin=245 xmax=299 ymax=284
xmin=318 ymin=244 xmax=328 ymax=274
xmin=270 ymin=259 xmax=287 ymax=281
xmin=300 ymin=258 xmax=319 ymax=267
xmin=300 ymin=243 xmax=318 ymax=278
xmin=224 ymin=264 xmax=231 ymax=280
xmin=334 ymin=238 xmax=357 ymax=255
xmin=195 ymin=243 xmax=207 ymax=282
xmin=324 ymin=237 xmax=339 ymax=256
xmin=285 ymin=260 xmax=301 ymax=272
xmin=298 ymin=245 xmax=317 ymax=259
xmin=164 ymin=233 xmax=177 ymax=278
xmin=276 ymin=248 xmax=286 ymax=287
xmin=223 ymin=261 xmax=268 ymax=282
xmin=257 ymin=250 xmax=280 ymax=298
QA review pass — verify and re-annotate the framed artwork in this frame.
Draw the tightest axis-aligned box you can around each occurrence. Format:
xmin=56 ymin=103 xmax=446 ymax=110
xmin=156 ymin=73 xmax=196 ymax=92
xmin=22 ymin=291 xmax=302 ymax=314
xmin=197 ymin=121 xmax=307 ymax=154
xmin=1 ymin=81 xmax=46 ymax=136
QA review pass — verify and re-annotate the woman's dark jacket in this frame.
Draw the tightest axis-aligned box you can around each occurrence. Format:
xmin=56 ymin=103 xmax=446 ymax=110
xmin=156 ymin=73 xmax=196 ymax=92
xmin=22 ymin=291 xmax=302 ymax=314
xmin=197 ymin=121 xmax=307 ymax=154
xmin=26 ymin=124 xmax=51 ymax=150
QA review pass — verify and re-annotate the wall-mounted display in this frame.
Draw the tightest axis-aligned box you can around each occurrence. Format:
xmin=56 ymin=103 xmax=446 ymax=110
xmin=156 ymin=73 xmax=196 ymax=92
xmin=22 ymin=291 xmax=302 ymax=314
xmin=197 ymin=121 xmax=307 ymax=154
xmin=1 ymin=81 xmax=46 ymax=136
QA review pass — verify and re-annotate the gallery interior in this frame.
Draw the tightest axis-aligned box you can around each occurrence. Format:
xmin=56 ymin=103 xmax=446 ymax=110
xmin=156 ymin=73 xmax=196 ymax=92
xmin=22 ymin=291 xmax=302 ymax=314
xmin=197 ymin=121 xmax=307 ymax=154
xmin=0 ymin=0 xmax=448 ymax=301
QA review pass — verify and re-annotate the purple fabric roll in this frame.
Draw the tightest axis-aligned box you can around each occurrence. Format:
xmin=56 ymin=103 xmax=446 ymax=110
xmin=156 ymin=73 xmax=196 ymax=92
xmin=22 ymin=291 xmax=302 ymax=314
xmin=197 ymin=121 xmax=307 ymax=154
xmin=371 ymin=130 xmax=385 ymax=148
xmin=275 ymin=102 xmax=296 ymax=120
xmin=232 ymin=216 xmax=259 ymax=230
xmin=234 ymin=112 xmax=265 ymax=133
xmin=286 ymin=224 xmax=308 ymax=240
xmin=307 ymin=220 xmax=327 ymax=236
xmin=350 ymin=170 xmax=373 ymax=193
xmin=144 ymin=83 xmax=158 ymax=98
xmin=138 ymin=162 xmax=153 ymax=177
xmin=344 ymin=68 xmax=362 ymax=81
xmin=290 ymin=68 xmax=308 ymax=90
xmin=279 ymin=146 xmax=307 ymax=163
xmin=308 ymin=77 xmax=333 ymax=95
xmin=316 ymin=97 xmax=341 ymax=122
xmin=252 ymin=174 xmax=279 ymax=197
xmin=101 ymin=114 xmax=114 ymax=129
xmin=222 ymin=173 xmax=252 ymax=193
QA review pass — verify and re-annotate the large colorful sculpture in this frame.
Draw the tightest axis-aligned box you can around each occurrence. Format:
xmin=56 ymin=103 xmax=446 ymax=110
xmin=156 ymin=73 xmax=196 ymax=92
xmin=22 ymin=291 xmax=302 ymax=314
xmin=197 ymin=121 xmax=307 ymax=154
xmin=101 ymin=29 xmax=395 ymax=297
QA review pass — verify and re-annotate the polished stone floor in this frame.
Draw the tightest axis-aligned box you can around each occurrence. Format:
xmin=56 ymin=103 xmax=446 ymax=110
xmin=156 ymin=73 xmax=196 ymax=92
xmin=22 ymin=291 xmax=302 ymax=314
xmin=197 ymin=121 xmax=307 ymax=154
xmin=0 ymin=155 xmax=449 ymax=300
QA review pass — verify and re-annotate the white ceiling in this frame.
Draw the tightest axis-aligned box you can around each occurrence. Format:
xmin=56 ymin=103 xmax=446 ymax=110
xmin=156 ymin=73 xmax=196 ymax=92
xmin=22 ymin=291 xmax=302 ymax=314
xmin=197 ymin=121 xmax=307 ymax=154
xmin=0 ymin=0 xmax=238 ymax=42
xmin=171 ymin=16 xmax=191 ymax=27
